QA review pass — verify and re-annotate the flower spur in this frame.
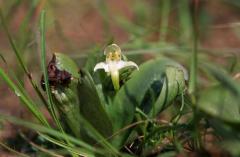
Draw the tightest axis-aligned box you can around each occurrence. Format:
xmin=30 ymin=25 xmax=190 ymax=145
xmin=94 ymin=44 xmax=139 ymax=90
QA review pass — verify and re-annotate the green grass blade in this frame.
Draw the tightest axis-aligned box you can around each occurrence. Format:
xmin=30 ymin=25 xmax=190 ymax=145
xmin=40 ymin=10 xmax=62 ymax=130
xmin=0 ymin=142 xmax=30 ymax=157
xmin=78 ymin=113 xmax=120 ymax=156
xmin=0 ymin=52 xmax=51 ymax=128
xmin=0 ymin=68 xmax=49 ymax=126
xmin=0 ymin=8 xmax=29 ymax=75
xmin=178 ymin=0 xmax=192 ymax=43
xmin=0 ymin=114 xmax=102 ymax=154
xmin=188 ymin=1 xmax=199 ymax=95
xmin=40 ymin=10 xmax=78 ymax=157
xmin=39 ymin=134 xmax=96 ymax=157
xmin=0 ymin=7 xmax=51 ymax=115
xmin=20 ymin=133 xmax=65 ymax=157
xmin=0 ymin=53 xmax=7 ymax=64
xmin=159 ymin=0 xmax=171 ymax=42
xmin=17 ymin=0 xmax=40 ymax=51
xmin=188 ymin=1 xmax=200 ymax=148
xmin=93 ymin=0 xmax=110 ymax=36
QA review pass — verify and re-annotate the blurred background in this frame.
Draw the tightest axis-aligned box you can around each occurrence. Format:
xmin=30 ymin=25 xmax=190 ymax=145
xmin=0 ymin=0 xmax=240 ymax=155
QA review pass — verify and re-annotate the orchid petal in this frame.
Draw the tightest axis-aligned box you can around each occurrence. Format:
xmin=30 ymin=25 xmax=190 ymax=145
xmin=94 ymin=62 xmax=109 ymax=72
xmin=117 ymin=61 xmax=139 ymax=70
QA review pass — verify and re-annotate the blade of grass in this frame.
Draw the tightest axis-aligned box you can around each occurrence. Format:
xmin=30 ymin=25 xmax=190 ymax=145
xmin=178 ymin=0 xmax=192 ymax=43
xmin=40 ymin=10 xmax=62 ymax=130
xmin=188 ymin=0 xmax=201 ymax=150
xmin=0 ymin=114 xmax=102 ymax=155
xmin=0 ymin=8 xmax=29 ymax=75
xmin=39 ymin=134 xmax=96 ymax=157
xmin=0 ymin=52 xmax=50 ymax=127
xmin=40 ymin=10 xmax=78 ymax=157
xmin=17 ymin=0 xmax=39 ymax=51
xmin=159 ymin=0 xmax=171 ymax=42
xmin=0 ymin=68 xmax=49 ymax=126
xmin=0 ymin=142 xmax=30 ymax=157
xmin=94 ymin=0 xmax=110 ymax=36
xmin=20 ymin=133 xmax=64 ymax=157
xmin=0 ymin=66 xmax=49 ymax=125
xmin=0 ymin=7 xmax=52 ymax=117
xmin=4 ymin=0 xmax=21 ymax=24
xmin=78 ymin=114 xmax=120 ymax=156
xmin=189 ymin=0 xmax=199 ymax=95
xmin=0 ymin=53 xmax=7 ymax=64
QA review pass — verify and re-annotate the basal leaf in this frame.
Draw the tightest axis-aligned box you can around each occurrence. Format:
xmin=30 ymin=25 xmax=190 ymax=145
xmin=149 ymin=65 xmax=185 ymax=117
xmin=108 ymin=58 xmax=186 ymax=147
xmin=46 ymin=52 xmax=81 ymax=137
xmin=203 ymin=63 xmax=240 ymax=98
xmin=78 ymin=70 xmax=113 ymax=138
xmin=55 ymin=53 xmax=79 ymax=79
xmin=198 ymin=63 xmax=240 ymax=123
xmin=52 ymin=83 xmax=81 ymax=138
xmin=199 ymin=85 xmax=240 ymax=123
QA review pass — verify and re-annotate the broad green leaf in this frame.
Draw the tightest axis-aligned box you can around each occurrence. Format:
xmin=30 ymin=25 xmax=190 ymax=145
xmin=202 ymin=63 xmax=240 ymax=98
xmin=78 ymin=70 xmax=113 ymax=138
xmin=221 ymin=140 xmax=240 ymax=157
xmin=199 ymin=85 xmax=240 ymax=123
xmin=198 ymin=63 xmax=240 ymax=123
xmin=55 ymin=53 xmax=79 ymax=79
xmin=108 ymin=58 xmax=186 ymax=147
xmin=206 ymin=119 xmax=240 ymax=157
xmin=49 ymin=53 xmax=81 ymax=137
xmin=52 ymin=83 xmax=81 ymax=138
xmin=149 ymin=66 xmax=185 ymax=117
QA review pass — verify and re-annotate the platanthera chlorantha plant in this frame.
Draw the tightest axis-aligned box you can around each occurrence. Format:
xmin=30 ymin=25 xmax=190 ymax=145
xmin=41 ymin=43 xmax=187 ymax=154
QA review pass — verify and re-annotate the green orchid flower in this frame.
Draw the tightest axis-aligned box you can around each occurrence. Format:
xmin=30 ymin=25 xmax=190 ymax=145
xmin=94 ymin=44 xmax=139 ymax=90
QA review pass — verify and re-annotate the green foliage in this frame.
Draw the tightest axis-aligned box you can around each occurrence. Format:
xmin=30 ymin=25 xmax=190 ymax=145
xmin=78 ymin=70 xmax=113 ymax=138
xmin=54 ymin=53 xmax=80 ymax=79
xmin=107 ymin=58 xmax=186 ymax=147
xmin=199 ymin=63 xmax=240 ymax=123
xmin=1 ymin=1 xmax=240 ymax=156
xmin=199 ymin=85 xmax=240 ymax=123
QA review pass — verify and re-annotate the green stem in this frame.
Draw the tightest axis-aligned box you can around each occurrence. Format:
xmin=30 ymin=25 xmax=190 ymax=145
xmin=190 ymin=0 xmax=202 ymax=150
xmin=189 ymin=1 xmax=198 ymax=95
xmin=159 ymin=0 xmax=171 ymax=42
xmin=178 ymin=0 xmax=192 ymax=43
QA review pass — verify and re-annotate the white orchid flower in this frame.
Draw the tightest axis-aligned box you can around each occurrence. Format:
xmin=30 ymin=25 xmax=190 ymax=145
xmin=94 ymin=44 xmax=139 ymax=90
